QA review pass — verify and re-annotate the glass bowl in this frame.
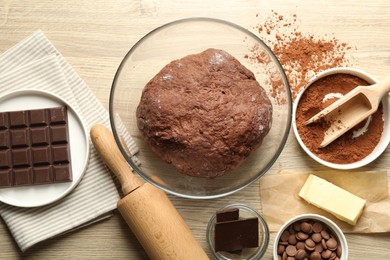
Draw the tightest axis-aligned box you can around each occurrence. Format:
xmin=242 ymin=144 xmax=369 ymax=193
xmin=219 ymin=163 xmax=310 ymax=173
xmin=110 ymin=17 xmax=292 ymax=199
xmin=207 ymin=204 xmax=270 ymax=260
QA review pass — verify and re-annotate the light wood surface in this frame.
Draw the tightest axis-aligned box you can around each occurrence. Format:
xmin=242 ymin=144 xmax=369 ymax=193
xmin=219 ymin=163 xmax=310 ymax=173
xmin=1 ymin=0 xmax=390 ymax=259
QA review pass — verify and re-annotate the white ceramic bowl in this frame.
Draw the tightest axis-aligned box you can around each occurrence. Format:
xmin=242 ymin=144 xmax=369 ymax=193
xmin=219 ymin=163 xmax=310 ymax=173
xmin=292 ymin=67 xmax=390 ymax=169
xmin=273 ymin=214 xmax=348 ymax=260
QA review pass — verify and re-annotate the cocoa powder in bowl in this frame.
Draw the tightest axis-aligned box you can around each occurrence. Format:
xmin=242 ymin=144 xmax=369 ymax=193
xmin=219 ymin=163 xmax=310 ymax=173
xmin=295 ymin=73 xmax=384 ymax=164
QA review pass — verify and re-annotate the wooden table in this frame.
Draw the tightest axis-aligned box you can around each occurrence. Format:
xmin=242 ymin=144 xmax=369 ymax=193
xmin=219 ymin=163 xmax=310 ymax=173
xmin=1 ymin=0 xmax=390 ymax=259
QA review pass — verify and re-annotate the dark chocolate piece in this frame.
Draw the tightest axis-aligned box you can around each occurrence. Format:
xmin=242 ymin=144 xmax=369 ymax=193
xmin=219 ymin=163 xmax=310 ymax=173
xmin=216 ymin=208 xmax=239 ymax=223
xmin=0 ymin=106 xmax=72 ymax=187
xmin=214 ymin=217 xmax=259 ymax=252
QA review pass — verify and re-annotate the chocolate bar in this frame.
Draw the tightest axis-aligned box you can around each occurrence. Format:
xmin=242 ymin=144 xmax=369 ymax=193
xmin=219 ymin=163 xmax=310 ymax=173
xmin=0 ymin=106 xmax=72 ymax=187
xmin=215 ymin=217 xmax=259 ymax=252
xmin=214 ymin=207 xmax=259 ymax=253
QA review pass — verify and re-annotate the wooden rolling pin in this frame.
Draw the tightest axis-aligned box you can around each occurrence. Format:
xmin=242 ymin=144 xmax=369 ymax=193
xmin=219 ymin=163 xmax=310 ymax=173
xmin=90 ymin=124 xmax=208 ymax=260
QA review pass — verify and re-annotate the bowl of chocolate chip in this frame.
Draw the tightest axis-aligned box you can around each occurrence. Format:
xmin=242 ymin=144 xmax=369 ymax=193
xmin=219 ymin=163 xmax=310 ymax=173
xmin=109 ymin=18 xmax=292 ymax=198
xmin=274 ymin=214 xmax=348 ymax=260
xmin=293 ymin=67 xmax=390 ymax=169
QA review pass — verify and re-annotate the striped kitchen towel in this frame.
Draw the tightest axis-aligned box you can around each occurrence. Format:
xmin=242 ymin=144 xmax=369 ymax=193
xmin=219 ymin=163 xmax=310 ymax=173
xmin=0 ymin=30 xmax=137 ymax=251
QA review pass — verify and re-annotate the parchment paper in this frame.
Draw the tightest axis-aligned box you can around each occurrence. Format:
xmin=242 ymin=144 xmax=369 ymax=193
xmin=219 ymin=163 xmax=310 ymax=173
xmin=259 ymin=170 xmax=390 ymax=233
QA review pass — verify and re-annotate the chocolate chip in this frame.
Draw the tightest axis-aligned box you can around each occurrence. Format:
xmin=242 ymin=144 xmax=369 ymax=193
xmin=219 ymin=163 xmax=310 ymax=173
xmin=286 ymin=245 xmax=297 ymax=256
xmin=277 ymin=244 xmax=285 ymax=255
xmin=312 ymin=233 xmax=322 ymax=243
xmin=312 ymin=222 xmax=323 ymax=233
xmin=326 ymin=238 xmax=338 ymax=251
xmin=288 ymin=225 xmax=296 ymax=234
xmin=322 ymin=249 xmax=332 ymax=259
xmin=288 ymin=234 xmax=297 ymax=245
xmin=281 ymin=230 xmax=290 ymax=242
xmin=305 ymin=238 xmax=315 ymax=251
xmin=296 ymin=241 xmax=305 ymax=250
xmin=300 ymin=222 xmax=312 ymax=233
xmin=321 ymin=238 xmax=328 ymax=250
xmin=321 ymin=229 xmax=330 ymax=240
xmin=296 ymin=249 xmax=306 ymax=260
xmin=311 ymin=251 xmax=322 ymax=260
xmin=296 ymin=231 xmax=309 ymax=241
xmin=315 ymin=243 xmax=324 ymax=253
xmin=293 ymin=222 xmax=301 ymax=232
xmin=337 ymin=245 xmax=342 ymax=257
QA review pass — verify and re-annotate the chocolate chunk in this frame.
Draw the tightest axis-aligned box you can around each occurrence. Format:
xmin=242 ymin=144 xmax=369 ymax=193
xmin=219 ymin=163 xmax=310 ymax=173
xmin=0 ymin=106 xmax=72 ymax=188
xmin=216 ymin=208 xmax=239 ymax=222
xmin=214 ymin=217 xmax=258 ymax=252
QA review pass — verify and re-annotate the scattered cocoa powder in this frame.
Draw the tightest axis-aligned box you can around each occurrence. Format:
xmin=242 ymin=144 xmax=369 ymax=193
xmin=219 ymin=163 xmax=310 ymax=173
xmin=296 ymin=73 xmax=383 ymax=164
xmin=249 ymin=11 xmax=354 ymax=100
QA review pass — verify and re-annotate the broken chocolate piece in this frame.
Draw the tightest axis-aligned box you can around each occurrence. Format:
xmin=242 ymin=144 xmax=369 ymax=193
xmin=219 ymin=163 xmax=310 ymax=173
xmin=215 ymin=217 xmax=259 ymax=252
xmin=0 ymin=106 xmax=72 ymax=187
xmin=216 ymin=208 xmax=239 ymax=222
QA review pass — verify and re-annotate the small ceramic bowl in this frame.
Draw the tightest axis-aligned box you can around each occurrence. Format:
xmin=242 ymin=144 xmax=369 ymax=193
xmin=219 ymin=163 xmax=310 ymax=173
xmin=292 ymin=67 xmax=390 ymax=169
xmin=273 ymin=214 xmax=348 ymax=260
xmin=207 ymin=203 xmax=269 ymax=260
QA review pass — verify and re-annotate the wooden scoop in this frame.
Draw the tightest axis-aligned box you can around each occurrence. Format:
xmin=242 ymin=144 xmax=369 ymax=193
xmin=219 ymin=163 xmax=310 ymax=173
xmin=305 ymin=75 xmax=390 ymax=148
xmin=90 ymin=124 xmax=208 ymax=260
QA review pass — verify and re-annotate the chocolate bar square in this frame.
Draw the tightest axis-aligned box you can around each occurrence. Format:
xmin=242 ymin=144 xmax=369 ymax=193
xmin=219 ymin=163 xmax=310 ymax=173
xmin=34 ymin=166 xmax=53 ymax=184
xmin=10 ymin=128 xmax=29 ymax=147
xmin=14 ymin=168 xmax=33 ymax=186
xmin=9 ymin=111 xmax=28 ymax=127
xmin=31 ymin=126 xmax=50 ymax=145
xmin=0 ymin=150 xmax=11 ymax=168
xmin=0 ymin=113 xmax=8 ymax=129
xmin=29 ymin=109 xmax=48 ymax=125
xmin=0 ymin=169 xmax=12 ymax=187
xmin=0 ymin=131 xmax=9 ymax=148
xmin=32 ymin=147 xmax=51 ymax=165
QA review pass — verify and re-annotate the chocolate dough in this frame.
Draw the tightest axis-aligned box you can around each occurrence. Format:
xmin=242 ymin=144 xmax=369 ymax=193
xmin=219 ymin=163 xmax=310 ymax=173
xmin=136 ymin=48 xmax=272 ymax=178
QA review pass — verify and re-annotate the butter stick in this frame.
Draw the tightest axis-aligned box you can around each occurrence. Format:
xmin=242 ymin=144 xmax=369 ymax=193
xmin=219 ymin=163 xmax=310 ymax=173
xmin=299 ymin=174 xmax=366 ymax=225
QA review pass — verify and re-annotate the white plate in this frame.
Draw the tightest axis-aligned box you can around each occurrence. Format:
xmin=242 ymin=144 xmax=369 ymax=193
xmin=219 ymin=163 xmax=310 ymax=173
xmin=0 ymin=89 xmax=89 ymax=207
